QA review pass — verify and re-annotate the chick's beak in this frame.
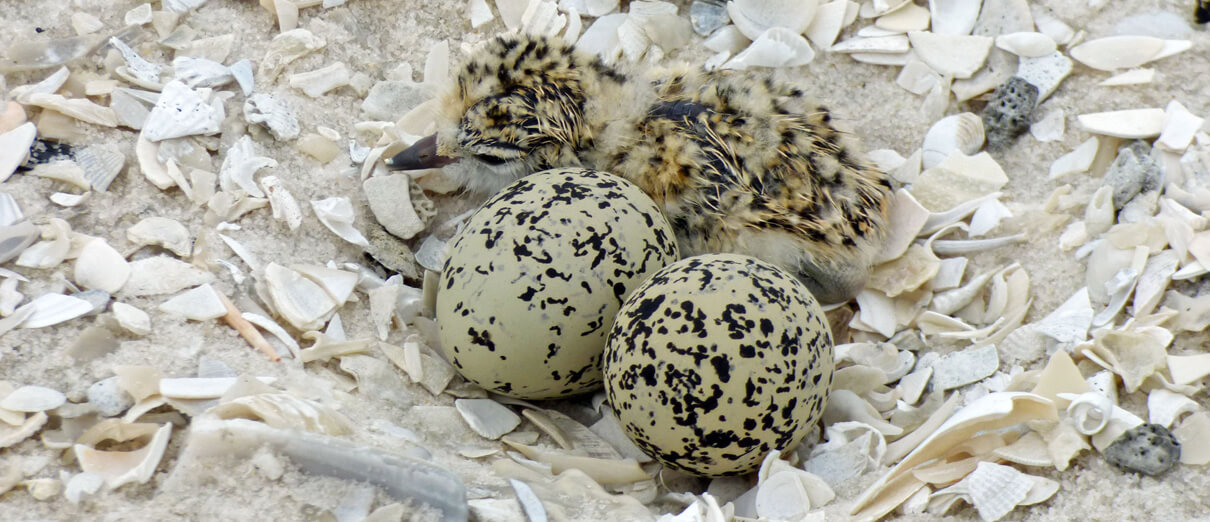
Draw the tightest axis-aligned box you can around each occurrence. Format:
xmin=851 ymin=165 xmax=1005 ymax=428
xmin=384 ymin=134 xmax=457 ymax=170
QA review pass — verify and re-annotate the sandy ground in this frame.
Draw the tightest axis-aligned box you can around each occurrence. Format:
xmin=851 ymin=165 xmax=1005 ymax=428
xmin=0 ymin=0 xmax=1209 ymax=520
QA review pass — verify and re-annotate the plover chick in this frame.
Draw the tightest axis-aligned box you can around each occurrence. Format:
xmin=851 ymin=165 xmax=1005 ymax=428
xmin=387 ymin=35 xmax=894 ymax=304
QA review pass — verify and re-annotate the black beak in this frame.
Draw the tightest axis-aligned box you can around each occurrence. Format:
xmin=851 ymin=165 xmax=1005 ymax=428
xmin=384 ymin=134 xmax=457 ymax=170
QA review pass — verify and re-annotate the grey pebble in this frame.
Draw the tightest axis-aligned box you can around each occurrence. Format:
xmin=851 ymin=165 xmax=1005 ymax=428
xmin=86 ymin=376 xmax=134 ymax=417
xmin=982 ymin=76 xmax=1038 ymax=151
xmin=1104 ymin=423 xmax=1181 ymax=476
xmin=1104 ymin=141 xmax=1163 ymax=210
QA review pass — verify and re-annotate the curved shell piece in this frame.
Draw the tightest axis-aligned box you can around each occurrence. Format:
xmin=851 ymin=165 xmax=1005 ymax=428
xmin=209 ymin=393 xmax=352 ymax=435
xmin=922 ymin=113 xmax=985 ymax=169
xmin=722 ymin=27 xmax=816 ymax=70
xmin=1147 ymin=388 xmax=1199 ymax=429
xmin=1066 ymin=392 xmax=1114 ymax=435
xmin=995 ymin=32 xmax=1057 ymax=58
xmin=1077 ymin=108 xmax=1165 ymax=139
xmin=74 ymin=422 xmax=172 ymax=489
xmin=0 ymin=122 xmax=37 ymax=183
xmin=74 ymin=239 xmax=131 ymax=293
xmin=0 ymin=384 xmax=66 ymax=412
xmin=727 ymin=0 xmax=819 ymax=41
xmin=928 ymin=0 xmax=980 ymax=36
xmin=127 ymin=217 xmax=192 ymax=257
xmin=1069 ymin=36 xmax=1163 ymax=71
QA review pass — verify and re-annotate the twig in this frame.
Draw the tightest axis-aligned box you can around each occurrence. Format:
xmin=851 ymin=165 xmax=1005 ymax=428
xmin=217 ymin=291 xmax=281 ymax=362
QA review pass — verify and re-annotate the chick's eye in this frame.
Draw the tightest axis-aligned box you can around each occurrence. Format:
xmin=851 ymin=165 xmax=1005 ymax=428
xmin=475 ymin=154 xmax=507 ymax=166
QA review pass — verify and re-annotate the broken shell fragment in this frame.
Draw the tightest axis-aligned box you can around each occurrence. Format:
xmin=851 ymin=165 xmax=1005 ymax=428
xmin=127 ymin=217 xmax=192 ymax=257
xmin=74 ymin=423 xmax=173 ymax=489
xmin=143 ymin=81 xmax=223 ymax=141
xmin=311 ymin=197 xmax=369 ymax=247
xmin=74 ymin=239 xmax=131 ymax=293
xmin=19 ymin=293 xmax=94 ymax=329
xmin=112 ymin=302 xmax=152 ymax=336
xmin=455 ymin=398 xmax=521 ymax=440
xmin=1077 ymin=109 xmax=1165 ymax=139
xmin=159 ymin=284 xmax=227 ymax=321
xmin=209 ymin=393 xmax=352 ymax=435
xmin=263 ymin=262 xmax=338 ymax=331
xmin=921 ymin=113 xmax=985 ymax=170
xmin=0 ymin=385 xmax=66 ymax=412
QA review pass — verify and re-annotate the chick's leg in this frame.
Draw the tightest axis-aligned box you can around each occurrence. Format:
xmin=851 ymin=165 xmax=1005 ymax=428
xmin=796 ymin=258 xmax=869 ymax=305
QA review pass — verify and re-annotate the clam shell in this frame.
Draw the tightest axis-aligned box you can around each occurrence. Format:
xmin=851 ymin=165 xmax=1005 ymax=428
xmin=928 ymin=0 xmax=980 ymax=35
xmin=921 ymin=113 xmax=985 ymax=170
xmin=907 ymin=31 xmax=993 ymax=79
xmin=19 ymin=293 xmax=93 ymax=328
xmin=289 ymin=62 xmax=351 ymax=97
xmin=74 ymin=144 xmax=125 ymax=192
xmin=727 ymin=0 xmax=819 ymax=41
xmin=722 ymin=27 xmax=815 ymax=70
xmin=159 ymin=283 xmax=227 ymax=321
xmin=1077 ymin=108 xmax=1165 ymax=139
xmin=0 ymin=385 xmax=66 ymax=412
xmin=1070 ymin=36 xmax=1163 ymax=71
xmin=995 ymin=32 xmax=1056 ymax=58
xmin=243 ymin=93 xmax=299 ymax=141
xmin=311 ymin=197 xmax=369 ymax=247
xmin=143 ymin=81 xmax=222 ymax=142
xmin=74 ymin=239 xmax=131 ymax=293
xmin=0 ymin=122 xmax=36 ymax=183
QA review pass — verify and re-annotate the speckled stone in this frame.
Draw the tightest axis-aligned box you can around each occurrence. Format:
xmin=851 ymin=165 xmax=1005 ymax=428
xmin=1104 ymin=423 xmax=1181 ymax=476
xmin=982 ymin=76 xmax=1038 ymax=151
xmin=1103 ymin=141 xmax=1163 ymax=210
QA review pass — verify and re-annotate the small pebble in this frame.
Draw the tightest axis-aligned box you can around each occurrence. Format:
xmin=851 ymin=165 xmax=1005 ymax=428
xmin=689 ymin=0 xmax=728 ymax=36
xmin=1104 ymin=423 xmax=1181 ymax=476
xmin=86 ymin=377 xmax=134 ymax=417
xmin=1103 ymin=141 xmax=1162 ymax=210
xmin=982 ymin=76 xmax=1038 ymax=151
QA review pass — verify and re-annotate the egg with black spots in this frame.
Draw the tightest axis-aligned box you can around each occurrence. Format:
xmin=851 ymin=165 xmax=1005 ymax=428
xmin=603 ymin=254 xmax=834 ymax=476
xmin=437 ymin=168 xmax=680 ymax=399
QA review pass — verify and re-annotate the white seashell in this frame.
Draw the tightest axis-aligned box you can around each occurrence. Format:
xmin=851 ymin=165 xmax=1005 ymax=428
xmin=10 ymin=66 xmax=70 ymax=104
xmin=927 ymin=0 xmax=980 ymax=35
xmin=18 ymin=293 xmax=93 ymax=329
xmin=264 ymin=262 xmax=338 ymax=331
xmin=994 ymin=32 xmax=1055 ymax=58
xmin=469 ymin=0 xmax=494 ymax=27
xmin=246 ymin=313 xmax=301 ymax=359
xmin=220 ymin=135 xmax=276 ymax=197
xmin=1016 ymin=51 xmax=1072 ymax=102
xmin=244 ymin=93 xmax=299 ymax=141
xmin=726 ymin=0 xmax=819 ymax=41
xmin=210 ymin=393 xmax=352 ymax=435
xmin=575 ymin=13 xmax=627 ymax=62
xmin=754 ymin=454 xmax=835 ymax=518
xmin=907 ymin=31 xmax=993 ymax=79
xmin=112 ymin=302 xmax=151 ymax=336
xmin=1099 ymin=68 xmax=1154 ymax=87
xmin=127 ymin=217 xmax=192 ymax=257
xmin=108 ymin=38 xmax=163 ymax=86
xmin=290 ymin=264 xmax=358 ymax=306
xmin=895 ymin=59 xmax=939 ymax=95
xmin=874 ymin=189 xmax=929 ymax=264
xmin=1174 ymin=413 xmax=1210 ymax=465
xmin=849 ymin=51 xmax=912 ymax=66
xmin=722 ymin=27 xmax=815 ymax=70
xmin=134 ymin=135 xmax=175 ymax=190
xmin=929 ymin=344 xmax=999 ymax=391
xmin=63 ymin=472 xmax=105 ymax=504
xmin=968 ymin=198 xmax=1011 ymax=237
xmin=921 ymin=113 xmax=984 ymax=170
xmin=172 ymin=56 xmax=233 ymax=88
xmin=1152 ymin=39 xmax=1193 ymax=62
xmin=508 ymin=479 xmax=547 ymax=522
xmin=364 ymin=174 xmax=427 ymax=240
xmin=259 ymin=176 xmax=303 ymax=230
xmin=74 ymin=239 xmax=131 ymax=294
xmin=1069 ymin=36 xmax=1164 ymax=71
xmin=0 ymin=193 xmax=22 ymax=228
xmin=121 ymin=255 xmax=215 ymax=297
xmin=311 ymin=197 xmax=370 ymax=248
xmin=218 ymin=232 xmax=262 ymax=271
xmin=804 ymin=0 xmax=849 ymax=49
xmin=1133 ymin=250 xmax=1179 ymax=318
xmin=1031 ymin=7 xmax=1073 ymax=45
xmin=1032 ymin=287 xmax=1091 ymax=346
xmin=159 ymin=283 xmax=226 ymax=321
xmin=857 ymin=25 xmax=905 ymax=38
xmin=829 ymin=34 xmax=909 ymax=54
xmin=1147 ymin=388 xmax=1198 ymax=429
xmin=289 ymin=62 xmax=351 ymax=97
xmin=868 ymin=244 xmax=939 ymax=297
xmin=912 ymin=152 xmax=1006 ymax=212
xmin=850 ymin=393 xmax=1056 ymax=520
xmin=823 ymin=390 xmax=902 ymax=436
xmin=0 ymin=122 xmax=37 ymax=183
xmin=24 ymin=92 xmax=118 ymax=127
xmin=143 ymin=81 xmax=222 ymax=141
xmin=228 ymin=59 xmax=254 ymax=95
xmin=185 ymin=418 xmax=468 ymax=519
xmin=1168 ymin=353 xmax=1210 ymax=386
xmin=1047 ymin=137 xmax=1098 ymax=180
xmin=159 ymin=376 xmax=275 ymax=399
xmin=1077 ymin=108 xmax=1165 ymax=139
xmin=1157 ymin=100 xmax=1204 ymax=153
xmin=1065 ymin=391 xmax=1114 ymax=435
xmin=15 ymin=219 xmax=71 ymax=270
xmin=1028 ymin=109 xmax=1063 ymax=143
xmin=874 ymin=2 xmax=928 ymax=32
xmin=931 ymin=462 xmax=1056 ymax=521
xmin=28 ymin=160 xmax=91 ymax=190
xmin=110 ymin=88 xmax=152 ymax=129
xmin=854 ymin=290 xmax=897 ymax=338
xmin=456 ymin=398 xmax=521 ymax=440
xmin=932 ymin=256 xmax=967 ymax=290
xmin=74 ymin=422 xmax=172 ymax=489
xmin=0 ymin=385 xmax=66 ymax=412
xmin=124 ymin=3 xmax=153 ymax=25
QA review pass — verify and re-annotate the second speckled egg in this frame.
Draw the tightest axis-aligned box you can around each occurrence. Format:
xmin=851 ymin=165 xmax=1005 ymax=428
xmin=603 ymin=254 xmax=834 ymax=477
xmin=437 ymin=168 xmax=680 ymax=399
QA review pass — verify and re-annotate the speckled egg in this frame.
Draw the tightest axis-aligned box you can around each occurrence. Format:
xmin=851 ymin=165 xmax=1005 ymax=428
xmin=437 ymin=168 xmax=680 ymax=399
xmin=603 ymin=254 xmax=834 ymax=477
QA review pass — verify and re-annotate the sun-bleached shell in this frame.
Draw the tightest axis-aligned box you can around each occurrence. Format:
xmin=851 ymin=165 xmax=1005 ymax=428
xmin=1147 ymin=388 xmax=1198 ymax=429
xmin=143 ymin=81 xmax=224 ymax=142
xmin=159 ymin=376 xmax=276 ymax=399
xmin=74 ymin=144 xmax=125 ymax=192
xmin=121 ymin=255 xmax=215 ymax=297
xmin=159 ymin=283 xmax=227 ymax=321
xmin=928 ymin=0 xmax=980 ymax=35
xmin=1167 ymin=353 xmax=1210 ymax=386
xmin=1157 ymin=100 xmax=1204 ymax=153
xmin=456 ymin=398 xmax=521 ymax=440
xmin=722 ymin=27 xmax=816 ymax=70
xmin=0 ymin=122 xmax=37 ymax=183
xmin=172 ymin=56 xmax=234 ymax=89
xmin=895 ymin=59 xmax=940 ymax=95
xmin=1069 ymin=36 xmax=1164 ymax=71
xmin=0 ymin=384 xmax=66 ymax=412
xmin=754 ymin=451 xmax=835 ymax=518
xmin=911 ymin=152 xmax=1007 ymax=212
xmin=830 ymin=34 xmax=909 ymax=54
xmin=994 ymin=31 xmax=1055 ymax=58
xmin=907 ymin=31 xmax=993 ymax=79
xmin=74 ymin=422 xmax=172 ymax=489
xmin=260 ymin=28 xmax=326 ymax=81
xmin=1016 ymin=51 xmax=1072 ymax=102
xmin=874 ymin=190 xmax=929 ymax=264
xmin=931 ymin=462 xmax=1058 ymax=521
xmin=1077 ymin=108 xmax=1164 ymax=139
xmin=1174 ymin=413 xmax=1210 ymax=465
xmin=220 ymin=135 xmax=276 ymax=197
xmin=244 ymin=93 xmax=299 ymax=141
xmin=311 ymin=197 xmax=369 ymax=248
xmin=264 ymin=262 xmax=338 ymax=331
xmin=289 ymin=62 xmax=351 ymax=97
xmin=875 ymin=2 xmax=928 ymax=32
xmin=74 ymin=239 xmax=131 ymax=294
xmin=18 ymin=293 xmax=94 ymax=329
xmin=1099 ymin=68 xmax=1154 ymax=87
xmin=210 ymin=393 xmax=352 ymax=435
xmin=127 ymin=217 xmax=192 ymax=257
xmin=921 ymin=112 xmax=985 ymax=170
xmin=804 ymin=0 xmax=849 ymax=49
xmin=112 ymin=302 xmax=151 ymax=336
xmin=726 ymin=0 xmax=819 ymax=41
xmin=1048 ymin=137 xmax=1098 ymax=180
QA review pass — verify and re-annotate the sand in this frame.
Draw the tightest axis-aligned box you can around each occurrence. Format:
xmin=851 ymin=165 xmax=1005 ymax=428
xmin=0 ymin=0 xmax=1208 ymax=520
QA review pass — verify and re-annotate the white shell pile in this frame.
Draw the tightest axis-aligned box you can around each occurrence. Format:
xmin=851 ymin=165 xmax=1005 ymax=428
xmin=1 ymin=0 xmax=1208 ymax=521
